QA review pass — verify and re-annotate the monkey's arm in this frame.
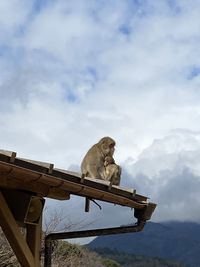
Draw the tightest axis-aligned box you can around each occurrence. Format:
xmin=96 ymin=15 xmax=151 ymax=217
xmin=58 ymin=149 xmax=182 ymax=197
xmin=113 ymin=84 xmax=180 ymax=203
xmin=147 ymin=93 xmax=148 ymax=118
xmin=87 ymin=164 xmax=103 ymax=179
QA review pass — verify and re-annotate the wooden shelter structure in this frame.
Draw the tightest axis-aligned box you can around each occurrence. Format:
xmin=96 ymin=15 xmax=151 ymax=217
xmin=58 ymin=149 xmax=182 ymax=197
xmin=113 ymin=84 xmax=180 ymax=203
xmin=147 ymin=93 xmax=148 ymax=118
xmin=0 ymin=149 xmax=156 ymax=267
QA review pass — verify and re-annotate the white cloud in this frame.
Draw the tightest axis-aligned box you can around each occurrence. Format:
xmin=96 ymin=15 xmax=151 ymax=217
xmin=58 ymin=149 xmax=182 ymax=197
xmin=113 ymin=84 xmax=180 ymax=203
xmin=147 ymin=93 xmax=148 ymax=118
xmin=126 ymin=129 xmax=200 ymax=177
xmin=124 ymin=129 xmax=200 ymax=222
xmin=0 ymin=1 xmax=33 ymax=44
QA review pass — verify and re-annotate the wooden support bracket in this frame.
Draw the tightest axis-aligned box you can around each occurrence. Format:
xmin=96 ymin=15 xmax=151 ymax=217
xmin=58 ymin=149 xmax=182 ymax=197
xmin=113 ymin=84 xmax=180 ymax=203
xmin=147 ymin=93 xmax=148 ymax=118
xmin=26 ymin=217 xmax=42 ymax=267
xmin=0 ymin=191 xmax=40 ymax=267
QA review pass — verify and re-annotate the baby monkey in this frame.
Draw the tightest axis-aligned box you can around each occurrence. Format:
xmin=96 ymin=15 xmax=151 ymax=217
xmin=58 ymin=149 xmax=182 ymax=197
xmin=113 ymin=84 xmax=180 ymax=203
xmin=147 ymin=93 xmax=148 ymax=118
xmin=104 ymin=155 xmax=115 ymax=166
xmin=104 ymin=156 xmax=121 ymax=186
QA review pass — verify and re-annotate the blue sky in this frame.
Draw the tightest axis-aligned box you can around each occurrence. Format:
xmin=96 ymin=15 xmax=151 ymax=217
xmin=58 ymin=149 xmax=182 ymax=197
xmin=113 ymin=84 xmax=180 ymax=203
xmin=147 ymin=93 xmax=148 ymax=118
xmin=1 ymin=0 xmax=200 ymax=237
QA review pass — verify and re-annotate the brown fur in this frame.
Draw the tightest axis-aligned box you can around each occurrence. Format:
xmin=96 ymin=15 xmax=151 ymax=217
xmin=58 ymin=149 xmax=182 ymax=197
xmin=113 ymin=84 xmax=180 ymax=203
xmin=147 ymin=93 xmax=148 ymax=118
xmin=81 ymin=137 xmax=121 ymax=185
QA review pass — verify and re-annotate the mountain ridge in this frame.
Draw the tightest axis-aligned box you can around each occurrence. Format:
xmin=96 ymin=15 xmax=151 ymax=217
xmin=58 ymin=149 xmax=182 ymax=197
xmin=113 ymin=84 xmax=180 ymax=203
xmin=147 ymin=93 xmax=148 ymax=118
xmin=88 ymin=221 xmax=200 ymax=267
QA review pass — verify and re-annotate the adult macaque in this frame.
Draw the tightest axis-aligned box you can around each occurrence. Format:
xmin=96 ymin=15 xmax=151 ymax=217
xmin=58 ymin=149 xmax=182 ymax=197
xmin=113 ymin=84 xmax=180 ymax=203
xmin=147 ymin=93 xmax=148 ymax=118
xmin=81 ymin=136 xmax=121 ymax=185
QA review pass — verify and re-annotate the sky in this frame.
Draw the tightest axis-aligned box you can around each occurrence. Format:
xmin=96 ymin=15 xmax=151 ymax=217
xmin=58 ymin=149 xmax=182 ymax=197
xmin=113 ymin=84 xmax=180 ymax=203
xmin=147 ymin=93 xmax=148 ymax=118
xmin=1 ymin=0 xmax=200 ymax=243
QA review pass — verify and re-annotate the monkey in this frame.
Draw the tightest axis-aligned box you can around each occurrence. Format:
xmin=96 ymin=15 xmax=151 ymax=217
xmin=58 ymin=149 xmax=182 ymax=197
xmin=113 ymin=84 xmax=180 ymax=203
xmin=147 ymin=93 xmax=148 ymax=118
xmin=81 ymin=136 xmax=115 ymax=180
xmin=104 ymin=156 xmax=121 ymax=186
xmin=104 ymin=155 xmax=115 ymax=167
xmin=112 ymin=164 xmax=121 ymax=185
xmin=81 ymin=136 xmax=121 ymax=185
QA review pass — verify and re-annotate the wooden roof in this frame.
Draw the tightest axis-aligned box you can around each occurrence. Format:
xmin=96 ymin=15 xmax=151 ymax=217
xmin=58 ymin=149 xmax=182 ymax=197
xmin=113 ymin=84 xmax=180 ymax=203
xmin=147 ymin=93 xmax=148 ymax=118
xmin=0 ymin=150 xmax=149 ymax=210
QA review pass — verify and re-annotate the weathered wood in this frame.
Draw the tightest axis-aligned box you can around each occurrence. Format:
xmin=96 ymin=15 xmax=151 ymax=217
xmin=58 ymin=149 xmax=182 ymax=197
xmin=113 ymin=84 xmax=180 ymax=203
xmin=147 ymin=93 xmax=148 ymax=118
xmin=0 ymin=174 xmax=48 ymax=196
xmin=0 ymin=150 xmax=16 ymax=164
xmin=48 ymin=187 xmax=70 ymax=200
xmin=26 ymin=217 xmax=42 ymax=267
xmin=0 ymin=161 xmax=146 ymax=209
xmin=0 ymin=149 xmax=17 ymax=158
xmin=59 ymin=181 xmax=146 ymax=208
xmin=18 ymin=158 xmax=54 ymax=173
xmin=0 ymin=159 xmax=145 ymax=201
xmin=132 ymin=189 xmax=136 ymax=197
xmin=0 ymin=175 xmax=70 ymax=200
xmin=54 ymin=168 xmax=81 ymax=178
xmin=0 ymin=155 xmax=148 ymax=207
xmin=0 ymin=191 xmax=35 ymax=267
xmin=54 ymin=169 xmax=146 ymax=201
xmin=0 ymin=157 xmax=142 ymax=199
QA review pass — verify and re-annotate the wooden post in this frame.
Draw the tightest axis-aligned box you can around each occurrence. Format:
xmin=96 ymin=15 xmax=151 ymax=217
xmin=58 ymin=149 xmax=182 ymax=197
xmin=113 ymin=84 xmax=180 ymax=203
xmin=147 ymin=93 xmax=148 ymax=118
xmin=0 ymin=191 xmax=36 ymax=267
xmin=26 ymin=217 xmax=42 ymax=267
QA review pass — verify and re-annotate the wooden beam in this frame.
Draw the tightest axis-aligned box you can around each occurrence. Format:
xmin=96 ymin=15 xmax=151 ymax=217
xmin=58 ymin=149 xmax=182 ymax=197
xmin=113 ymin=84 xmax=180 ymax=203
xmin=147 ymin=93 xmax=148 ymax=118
xmin=26 ymin=217 xmax=42 ymax=267
xmin=0 ymin=191 xmax=36 ymax=267
xmin=18 ymin=158 xmax=54 ymax=173
xmin=0 ymin=175 xmax=70 ymax=200
xmin=0 ymin=149 xmax=17 ymax=158
xmin=0 ymin=175 xmax=48 ymax=196
xmin=48 ymin=187 xmax=70 ymax=200
xmin=0 ymin=160 xmax=148 ymax=206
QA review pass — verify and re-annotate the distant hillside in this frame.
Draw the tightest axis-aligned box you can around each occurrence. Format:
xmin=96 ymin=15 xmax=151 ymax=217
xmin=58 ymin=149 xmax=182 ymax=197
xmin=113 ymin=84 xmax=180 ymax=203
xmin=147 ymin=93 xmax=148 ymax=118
xmin=88 ymin=221 xmax=200 ymax=267
xmin=92 ymin=248 xmax=191 ymax=267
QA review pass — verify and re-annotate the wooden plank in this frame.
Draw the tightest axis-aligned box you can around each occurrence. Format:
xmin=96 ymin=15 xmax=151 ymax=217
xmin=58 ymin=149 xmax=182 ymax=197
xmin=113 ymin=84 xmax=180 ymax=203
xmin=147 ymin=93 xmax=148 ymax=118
xmin=54 ymin=169 xmax=135 ymax=192
xmin=0 ymin=150 xmax=16 ymax=163
xmin=0 ymin=174 xmax=48 ymax=196
xmin=0 ymin=175 xmax=70 ymax=200
xmin=0 ymin=159 xmax=147 ymax=205
xmin=60 ymin=181 xmax=146 ymax=209
xmin=26 ymin=217 xmax=42 ymax=267
xmin=55 ymin=168 xmax=81 ymax=177
xmin=0 ymin=156 xmax=145 ymax=201
xmin=0 ymin=171 xmax=142 ymax=208
xmin=54 ymin=168 xmax=147 ymax=201
xmin=0 ymin=158 xmax=142 ymax=201
xmin=0 ymin=162 xmax=146 ymax=208
xmin=48 ymin=187 xmax=70 ymax=200
xmin=0 ymin=149 xmax=17 ymax=158
xmin=0 ymin=191 xmax=35 ymax=267
xmin=18 ymin=158 xmax=54 ymax=173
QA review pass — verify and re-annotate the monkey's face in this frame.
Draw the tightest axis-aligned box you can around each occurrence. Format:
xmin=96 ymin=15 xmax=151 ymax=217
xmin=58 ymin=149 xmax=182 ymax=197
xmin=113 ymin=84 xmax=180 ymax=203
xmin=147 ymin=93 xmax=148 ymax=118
xmin=99 ymin=137 xmax=116 ymax=156
xmin=108 ymin=144 xmax=115 ymax=156
xmin=105 ymin=156 xmax=114 ymax=164
xmin=104 ymin=156 xmax=114 ymax=167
